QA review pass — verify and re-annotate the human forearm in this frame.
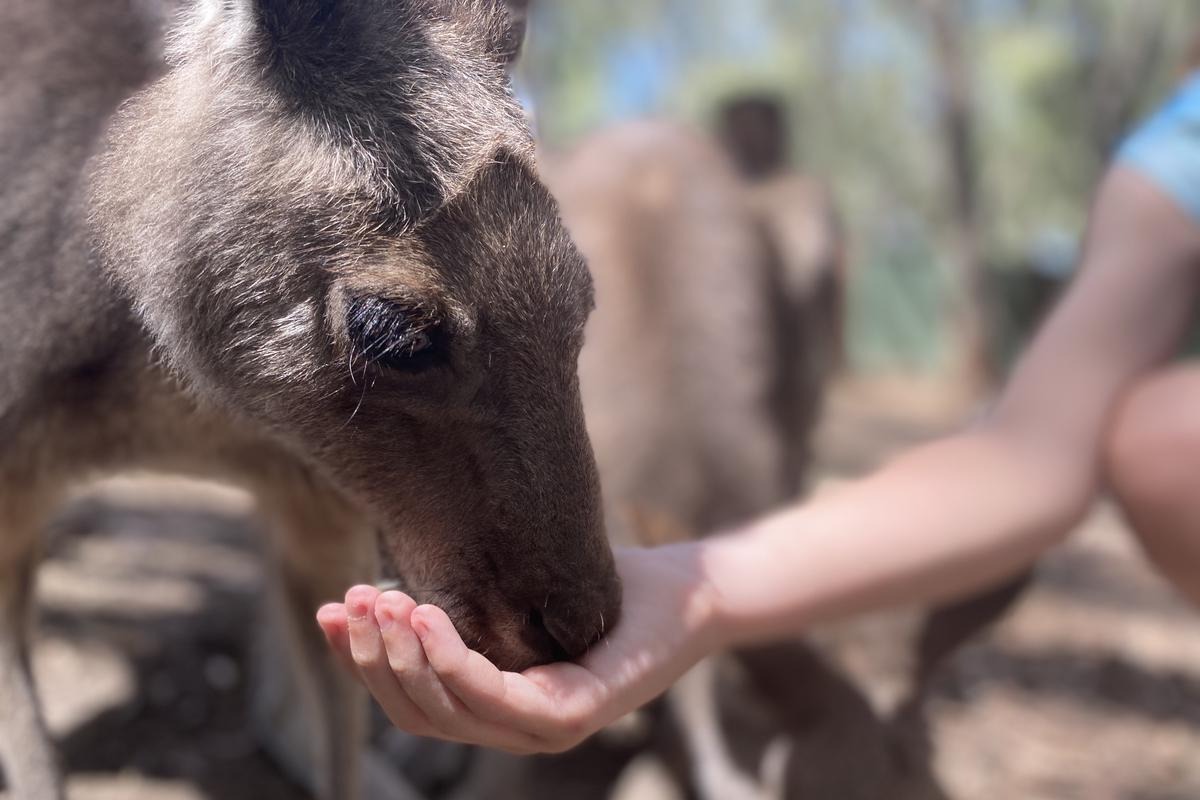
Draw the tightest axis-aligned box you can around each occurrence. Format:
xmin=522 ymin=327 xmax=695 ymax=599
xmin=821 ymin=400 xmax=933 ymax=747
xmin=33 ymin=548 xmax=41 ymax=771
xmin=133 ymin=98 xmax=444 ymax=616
xmin=694 ymin=169 xmax=1200 ymax=649
xmin=698 ymin=428 xmax=1096 ymax=648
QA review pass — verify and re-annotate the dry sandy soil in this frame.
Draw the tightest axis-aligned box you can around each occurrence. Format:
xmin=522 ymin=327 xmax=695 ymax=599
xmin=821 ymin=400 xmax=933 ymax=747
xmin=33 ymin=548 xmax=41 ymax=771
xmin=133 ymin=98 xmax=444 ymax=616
xmin=3 ymin=376 xmax=1199 ymax=800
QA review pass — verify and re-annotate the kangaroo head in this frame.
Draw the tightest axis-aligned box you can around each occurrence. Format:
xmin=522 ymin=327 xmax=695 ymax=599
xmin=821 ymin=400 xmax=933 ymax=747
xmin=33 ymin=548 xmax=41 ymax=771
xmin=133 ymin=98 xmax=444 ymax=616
xmin=717 ymin=94 xmax=790 ymax=181
xmin=89 ymin=0 xmax=618 ymax=669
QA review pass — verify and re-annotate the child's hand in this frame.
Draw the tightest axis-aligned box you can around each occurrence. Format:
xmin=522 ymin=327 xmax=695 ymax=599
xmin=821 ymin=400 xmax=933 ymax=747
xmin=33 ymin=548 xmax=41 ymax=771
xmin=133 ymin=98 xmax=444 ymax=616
xmin=316 ymin=544 xmax=721 ymax=754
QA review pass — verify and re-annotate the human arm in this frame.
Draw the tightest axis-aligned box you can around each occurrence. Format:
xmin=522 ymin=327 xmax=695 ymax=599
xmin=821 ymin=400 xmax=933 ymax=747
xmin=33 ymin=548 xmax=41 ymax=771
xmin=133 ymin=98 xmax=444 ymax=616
xmin=705 ymin=166 xmax=1200 ymax=642
xmin=318 ymin=166 xmax=1200 ymax=751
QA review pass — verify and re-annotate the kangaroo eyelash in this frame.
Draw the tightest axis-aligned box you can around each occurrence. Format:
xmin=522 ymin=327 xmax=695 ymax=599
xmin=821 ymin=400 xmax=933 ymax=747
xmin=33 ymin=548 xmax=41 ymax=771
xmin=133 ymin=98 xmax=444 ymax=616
xmin=345 ymin=295 xmax=443 ymax=371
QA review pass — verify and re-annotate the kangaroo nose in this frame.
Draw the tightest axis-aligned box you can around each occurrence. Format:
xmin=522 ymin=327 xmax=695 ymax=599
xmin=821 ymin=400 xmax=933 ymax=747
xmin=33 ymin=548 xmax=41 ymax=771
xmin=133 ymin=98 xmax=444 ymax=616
xmin=527 ymin=577 xmax=623 ymax=662
xmin=527 ymin=608 xmax=572 ymax=662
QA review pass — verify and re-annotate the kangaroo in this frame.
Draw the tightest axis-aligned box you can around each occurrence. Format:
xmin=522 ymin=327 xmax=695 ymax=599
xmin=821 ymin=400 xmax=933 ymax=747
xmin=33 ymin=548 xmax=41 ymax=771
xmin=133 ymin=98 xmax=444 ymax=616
xmin=557 ymin=121 xmax=868 ymax=800
xmin=717 ymin=93 xmax=847 ymax=489
xmin=452 ymin=118 xmax=1024 ymax=800
xmin=0 ymin=1 xmax=620 ymax=798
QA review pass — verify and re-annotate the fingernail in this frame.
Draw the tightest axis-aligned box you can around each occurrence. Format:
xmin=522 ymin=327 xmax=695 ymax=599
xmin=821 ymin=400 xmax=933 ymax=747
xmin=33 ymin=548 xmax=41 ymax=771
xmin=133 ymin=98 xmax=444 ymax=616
xmin=376 ymin=608 xmax=395 ymax=631
xmin=348 ymin=601 xmax=368 ymax=619
xmin=411 ymin=619 xmax=428 ymax=642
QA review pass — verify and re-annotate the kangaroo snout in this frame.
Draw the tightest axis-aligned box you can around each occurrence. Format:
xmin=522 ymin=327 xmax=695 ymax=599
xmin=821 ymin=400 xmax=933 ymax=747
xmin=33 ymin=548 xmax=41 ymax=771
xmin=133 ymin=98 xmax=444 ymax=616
xmin=445 ymin=543 xmax=622 ymax=671
xmin=525 ymin=569 xmax=623 ymax=663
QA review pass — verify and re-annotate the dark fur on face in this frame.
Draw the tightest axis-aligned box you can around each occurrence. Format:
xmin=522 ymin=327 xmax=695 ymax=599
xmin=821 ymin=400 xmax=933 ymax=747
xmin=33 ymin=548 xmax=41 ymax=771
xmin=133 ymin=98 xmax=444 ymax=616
xmin=88 ymin=0 xmax=619 ymax=669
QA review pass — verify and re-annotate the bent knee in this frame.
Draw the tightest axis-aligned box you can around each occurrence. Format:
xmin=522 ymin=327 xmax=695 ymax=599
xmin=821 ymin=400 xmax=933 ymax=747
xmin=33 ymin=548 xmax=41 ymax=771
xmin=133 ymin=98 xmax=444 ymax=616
xmin=1105 ymin=365 xmax=1200 ymax=507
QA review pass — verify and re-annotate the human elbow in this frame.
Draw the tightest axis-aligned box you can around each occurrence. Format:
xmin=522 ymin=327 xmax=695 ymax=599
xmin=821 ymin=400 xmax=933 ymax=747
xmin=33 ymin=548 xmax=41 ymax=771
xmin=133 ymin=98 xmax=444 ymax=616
xmin=1104 ymin=366 xmax=1200 ymax=520
xmin=1015 ymin=441 xmax=1098 ymax=550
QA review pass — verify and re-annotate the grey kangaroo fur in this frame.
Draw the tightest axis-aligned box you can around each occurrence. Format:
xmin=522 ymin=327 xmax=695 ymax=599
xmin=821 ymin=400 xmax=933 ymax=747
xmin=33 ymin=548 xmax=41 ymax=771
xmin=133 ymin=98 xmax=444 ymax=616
xmin=0 ymin=1 xmax=622 ymax=798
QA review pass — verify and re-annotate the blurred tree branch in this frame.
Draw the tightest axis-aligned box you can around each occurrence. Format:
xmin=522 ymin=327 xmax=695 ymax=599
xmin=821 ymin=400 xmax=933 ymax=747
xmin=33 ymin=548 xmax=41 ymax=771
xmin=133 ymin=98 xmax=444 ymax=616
xmin=912 ymin=0 xmax=995 ymax=387
xmin=1068 ymin=0 xmax=1173 ymax=161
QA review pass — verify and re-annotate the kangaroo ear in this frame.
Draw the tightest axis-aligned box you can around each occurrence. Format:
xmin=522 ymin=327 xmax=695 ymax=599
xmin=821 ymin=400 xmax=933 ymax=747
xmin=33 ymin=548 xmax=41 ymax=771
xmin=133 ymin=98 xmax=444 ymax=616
xmin=180 ymin=0 xmax=346 ymax=58
xmin=430 ymin=0 xmax=528 ymax=68
xmin=718 ymin=95 xmax=790 ymax=179
xmin=238 ymin=0 xmax=343 ymax=46
xmin=496 ymin=0 xmax=531 ymax=66
xmin=204 ymin=0 xmax=364 ymax=98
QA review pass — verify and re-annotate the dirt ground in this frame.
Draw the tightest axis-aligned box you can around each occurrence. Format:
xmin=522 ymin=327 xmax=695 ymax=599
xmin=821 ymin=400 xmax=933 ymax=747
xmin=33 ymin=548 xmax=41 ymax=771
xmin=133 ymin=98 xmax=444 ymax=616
xmin=4 ymin=376 xmax=1200 ymax=800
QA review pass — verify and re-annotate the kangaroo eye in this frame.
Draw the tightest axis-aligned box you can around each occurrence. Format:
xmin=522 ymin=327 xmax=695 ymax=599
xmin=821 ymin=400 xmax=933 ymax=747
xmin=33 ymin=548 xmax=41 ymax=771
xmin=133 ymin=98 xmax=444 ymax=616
xmin=346 ymin=296 xmax=443 ymax=373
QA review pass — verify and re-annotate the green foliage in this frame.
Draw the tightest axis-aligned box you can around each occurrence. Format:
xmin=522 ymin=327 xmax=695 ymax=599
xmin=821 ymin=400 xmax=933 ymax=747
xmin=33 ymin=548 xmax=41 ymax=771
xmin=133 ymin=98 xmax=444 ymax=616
xmin=522 ymin=0 xmax=1199 ymax=374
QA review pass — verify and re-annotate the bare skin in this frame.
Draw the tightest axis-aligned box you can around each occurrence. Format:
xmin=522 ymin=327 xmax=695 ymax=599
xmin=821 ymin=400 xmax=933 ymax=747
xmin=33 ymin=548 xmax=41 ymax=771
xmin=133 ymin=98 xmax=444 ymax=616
xmin=1106 ymin=362 xmax=1200 ymax=605
xmin=319 ymin=165 xmax=1200 ymax=752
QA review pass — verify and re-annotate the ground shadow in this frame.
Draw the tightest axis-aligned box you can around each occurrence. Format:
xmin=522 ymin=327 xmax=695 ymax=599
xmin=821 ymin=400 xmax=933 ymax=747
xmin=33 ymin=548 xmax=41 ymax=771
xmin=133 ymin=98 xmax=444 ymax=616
xmin=32 ymin=497 xmax=311 ymax=800
xmin=936 ymin=644 xmax=1200 ymax=729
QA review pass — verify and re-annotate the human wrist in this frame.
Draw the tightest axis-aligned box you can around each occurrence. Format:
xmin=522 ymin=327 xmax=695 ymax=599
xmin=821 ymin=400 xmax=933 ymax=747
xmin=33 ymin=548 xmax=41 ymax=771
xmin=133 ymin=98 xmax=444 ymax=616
xmin=691 ymin=530 xmax=758 ymax=651
xmin=640 ymin=539 xmax=733 ymax=660
xmin=694 ymin=513 xmax=813 ymax=650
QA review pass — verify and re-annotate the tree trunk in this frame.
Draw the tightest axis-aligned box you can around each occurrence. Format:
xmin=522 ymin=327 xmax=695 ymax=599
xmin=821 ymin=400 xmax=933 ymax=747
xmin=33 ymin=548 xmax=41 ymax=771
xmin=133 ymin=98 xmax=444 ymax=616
xmin=916 ymin=0 xmax=994 ymax=391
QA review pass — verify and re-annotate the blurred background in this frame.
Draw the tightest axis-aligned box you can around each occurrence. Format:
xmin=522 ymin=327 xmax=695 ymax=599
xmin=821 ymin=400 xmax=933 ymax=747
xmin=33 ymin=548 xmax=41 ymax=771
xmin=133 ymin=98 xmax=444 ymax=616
xmin=16 ymin=2 xmax=1200 ymax=799
xmin=519 ymin=0 xmax=1200 ymax=378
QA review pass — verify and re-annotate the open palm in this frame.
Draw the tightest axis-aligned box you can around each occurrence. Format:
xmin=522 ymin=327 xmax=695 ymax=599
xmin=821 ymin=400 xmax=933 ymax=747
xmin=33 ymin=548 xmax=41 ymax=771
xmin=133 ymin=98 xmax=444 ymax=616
xmin=317 ymin=543 xmax=720 ymax=754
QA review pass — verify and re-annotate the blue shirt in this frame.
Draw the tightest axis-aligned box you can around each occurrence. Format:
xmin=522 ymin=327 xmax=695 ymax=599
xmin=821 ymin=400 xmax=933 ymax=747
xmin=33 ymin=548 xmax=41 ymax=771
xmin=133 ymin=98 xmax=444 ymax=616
xmin=1120 ymin=73 xmax=1200 ymax=223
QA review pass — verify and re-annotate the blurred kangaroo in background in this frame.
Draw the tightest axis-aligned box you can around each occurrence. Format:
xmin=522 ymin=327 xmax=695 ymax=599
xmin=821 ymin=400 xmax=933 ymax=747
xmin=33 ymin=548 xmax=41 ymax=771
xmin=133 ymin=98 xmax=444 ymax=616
xmin=567 ymin=122 xmax=804 ymax=800
xmin=452 ymin=116 xmax=1026 ymax=800
xmin=449 ymin=118 xmax=792 ymax=800
xmin=718 ymin=94 xmax=848 ymax=490
xmin=0 ymin=0 xmax=622 ymax=798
